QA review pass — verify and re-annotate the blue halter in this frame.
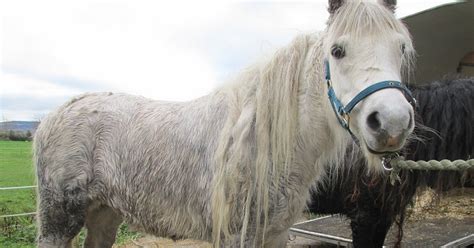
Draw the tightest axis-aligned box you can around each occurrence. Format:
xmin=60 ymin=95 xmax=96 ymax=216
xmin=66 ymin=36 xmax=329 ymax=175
xmin=324 ymin=60 xmax=416 ymax=143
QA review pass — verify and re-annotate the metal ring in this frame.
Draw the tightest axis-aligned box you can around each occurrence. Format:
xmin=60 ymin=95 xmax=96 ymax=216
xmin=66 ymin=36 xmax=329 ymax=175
xmin=382 ymin=157 xmax=393 ymax=171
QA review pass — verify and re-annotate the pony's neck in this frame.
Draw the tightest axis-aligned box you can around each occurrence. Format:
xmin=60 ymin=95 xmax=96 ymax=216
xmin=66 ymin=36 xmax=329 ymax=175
xmin=210 ymin=32 xmax=352 ymax=245
xmin=293 ymin=33 xmax=351 ymax=184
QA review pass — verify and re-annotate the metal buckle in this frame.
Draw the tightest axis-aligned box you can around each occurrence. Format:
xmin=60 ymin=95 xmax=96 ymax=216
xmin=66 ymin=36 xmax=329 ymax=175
xmin=341 ymin=112 xmax=350 ymax=128
xmin=326 ymin=79 xmax=332 ymax=88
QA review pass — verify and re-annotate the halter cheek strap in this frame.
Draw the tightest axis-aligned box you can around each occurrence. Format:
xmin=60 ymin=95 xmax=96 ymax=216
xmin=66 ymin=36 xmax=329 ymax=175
xmin=324 ymin=60 xmax=416 ymax=144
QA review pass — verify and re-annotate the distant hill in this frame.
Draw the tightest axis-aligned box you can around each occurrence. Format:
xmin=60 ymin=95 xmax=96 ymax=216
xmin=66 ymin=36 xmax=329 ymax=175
xmin=0 ymin=121 xmax=40 ymax=132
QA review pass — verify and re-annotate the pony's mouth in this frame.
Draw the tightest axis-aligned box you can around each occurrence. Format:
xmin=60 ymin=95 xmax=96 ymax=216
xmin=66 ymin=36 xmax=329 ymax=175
xmin=365 ymin=141 xmax=401 ymax=156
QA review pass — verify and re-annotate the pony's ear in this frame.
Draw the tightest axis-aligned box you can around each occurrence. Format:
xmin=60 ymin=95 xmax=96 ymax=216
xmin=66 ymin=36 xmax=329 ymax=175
xmin=328 ymin=0 xmax=345 ymax=14
xmin=380 ymin=0 xmax=397 ymax=12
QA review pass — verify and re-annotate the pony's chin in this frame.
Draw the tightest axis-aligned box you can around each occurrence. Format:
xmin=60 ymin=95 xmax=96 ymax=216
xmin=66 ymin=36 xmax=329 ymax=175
xmin=361 ymin=146 xmax=385 ymax=174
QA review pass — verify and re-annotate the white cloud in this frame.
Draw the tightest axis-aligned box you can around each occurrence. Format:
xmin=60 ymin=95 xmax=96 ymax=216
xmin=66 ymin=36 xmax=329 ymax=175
xmin=1 ymin=72 xmax=80 ymax=98
xmin=3 ymin=1 xmax=224 ymax=101
xmin=0 ymin=72 xmax=82 ymax=120
xmin=1 ymin=0 xmax=456 ymax=120
xmin=2 ymin=1 xmax=327 ymax=111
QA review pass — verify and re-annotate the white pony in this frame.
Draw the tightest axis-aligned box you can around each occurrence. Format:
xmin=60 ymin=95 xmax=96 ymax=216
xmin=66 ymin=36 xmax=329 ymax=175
xmin=34 ymin=0 xmax=415 ymax=247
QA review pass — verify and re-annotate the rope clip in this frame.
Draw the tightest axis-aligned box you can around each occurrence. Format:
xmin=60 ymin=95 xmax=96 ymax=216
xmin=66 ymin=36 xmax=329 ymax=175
xmin=382 ymin=153 xmax=402 ymax=185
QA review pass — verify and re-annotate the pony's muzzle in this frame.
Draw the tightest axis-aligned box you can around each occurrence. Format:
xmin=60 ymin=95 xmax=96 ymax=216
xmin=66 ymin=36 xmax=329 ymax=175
xmin=364 ymin=105 xmax=414 ymax=153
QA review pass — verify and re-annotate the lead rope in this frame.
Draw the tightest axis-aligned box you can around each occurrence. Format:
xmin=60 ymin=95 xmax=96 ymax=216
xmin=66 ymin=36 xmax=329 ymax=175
xmin=381 ymin=155 xmax=474 ymax=185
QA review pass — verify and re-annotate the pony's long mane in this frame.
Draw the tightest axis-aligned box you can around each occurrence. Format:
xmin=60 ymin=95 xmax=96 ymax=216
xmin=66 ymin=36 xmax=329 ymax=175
xmin=211 ymin=35 xmax=311 ymax=247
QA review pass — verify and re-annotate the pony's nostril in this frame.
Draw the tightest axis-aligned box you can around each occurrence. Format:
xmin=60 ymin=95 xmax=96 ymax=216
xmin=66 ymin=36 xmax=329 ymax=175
xmin=367 ymin=111 xmax=381 ymax=131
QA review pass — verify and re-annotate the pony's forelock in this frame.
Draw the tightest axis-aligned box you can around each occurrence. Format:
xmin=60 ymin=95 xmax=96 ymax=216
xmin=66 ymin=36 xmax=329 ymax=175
xmin=326 ymin=1 xmax=416 ymax=82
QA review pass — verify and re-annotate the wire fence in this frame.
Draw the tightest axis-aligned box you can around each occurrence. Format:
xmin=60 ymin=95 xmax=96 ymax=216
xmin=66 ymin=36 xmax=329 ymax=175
xmin=0 ymin=185 xmax=36 ymax=190
xmin=0 ymin=185 xmax=37 ymax=219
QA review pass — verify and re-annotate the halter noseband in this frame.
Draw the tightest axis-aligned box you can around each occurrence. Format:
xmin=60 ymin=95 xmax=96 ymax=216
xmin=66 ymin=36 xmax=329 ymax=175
xmin=324 ymin=60 xmax=416 ymax=145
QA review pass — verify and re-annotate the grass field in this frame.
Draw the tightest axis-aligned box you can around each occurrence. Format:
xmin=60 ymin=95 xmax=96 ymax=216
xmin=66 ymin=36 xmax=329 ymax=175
xmin=0 ymin=141 xmax=36 ymax=247
xmin=0 ymin=141 xmax=140 ymax=247
xmin=0 ymin=141 xmax=36 ymax=213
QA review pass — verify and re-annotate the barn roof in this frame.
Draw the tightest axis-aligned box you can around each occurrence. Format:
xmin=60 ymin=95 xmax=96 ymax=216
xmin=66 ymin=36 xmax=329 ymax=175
xmin=402 ymin=0 xmax=474 ymax=83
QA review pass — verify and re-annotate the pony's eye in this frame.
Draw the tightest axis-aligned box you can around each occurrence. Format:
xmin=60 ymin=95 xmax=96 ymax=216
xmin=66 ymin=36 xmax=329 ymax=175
xmin=401 ymin=44 xmax=406 ymax=54
xmin=331 ymin=45 xmax=345 ymax=59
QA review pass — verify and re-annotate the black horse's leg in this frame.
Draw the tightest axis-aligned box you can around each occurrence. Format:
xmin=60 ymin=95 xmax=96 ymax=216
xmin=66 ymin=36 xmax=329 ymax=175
xmin=372 ymin=218 xmax=394 ymax=247
xmin=351 ymin=208 xmax=393 ymax=248
xmin=350 ymin=210 xmax=393 ymax=248
xmin=350 ymin=213 xmax=375 ymax=248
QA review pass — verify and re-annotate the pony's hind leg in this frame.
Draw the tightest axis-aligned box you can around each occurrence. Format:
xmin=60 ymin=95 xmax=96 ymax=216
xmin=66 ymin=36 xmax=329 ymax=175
xmin=84 ymin=204 xmax=123 ymax=248
xmin=37 ymin=184 xmax=87 ymax=248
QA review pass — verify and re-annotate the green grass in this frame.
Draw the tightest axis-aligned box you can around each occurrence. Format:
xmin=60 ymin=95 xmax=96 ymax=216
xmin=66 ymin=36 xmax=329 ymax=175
xmin=0 ymin=141 xmax=36 ymax=247
xmin=0 ymin=141 xmax=141 ymax=247
xmin=0 ymin=141 xmax=36 ymax=215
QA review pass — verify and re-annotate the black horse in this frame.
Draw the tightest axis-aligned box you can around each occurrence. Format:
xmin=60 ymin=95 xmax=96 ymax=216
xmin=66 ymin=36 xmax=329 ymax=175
xmin=308 ymin=77 xmax=474 ymax=247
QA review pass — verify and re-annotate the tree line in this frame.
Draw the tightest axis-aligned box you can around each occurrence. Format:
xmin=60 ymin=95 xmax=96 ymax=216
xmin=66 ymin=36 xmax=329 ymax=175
xmin=0 ymin=130 xmax=33 ymax=141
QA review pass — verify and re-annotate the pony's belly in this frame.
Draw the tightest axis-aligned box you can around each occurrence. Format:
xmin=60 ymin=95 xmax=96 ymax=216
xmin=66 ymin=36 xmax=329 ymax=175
xmin=124 ymin=206 xmax=213 ymax=242
xmin=94 ymin=162 xmax=214 ymax=242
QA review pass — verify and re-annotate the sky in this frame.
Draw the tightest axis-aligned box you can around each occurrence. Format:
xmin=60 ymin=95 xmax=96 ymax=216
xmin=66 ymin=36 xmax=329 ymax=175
xmin=1 ymin=0 xmax=457 ymax=121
